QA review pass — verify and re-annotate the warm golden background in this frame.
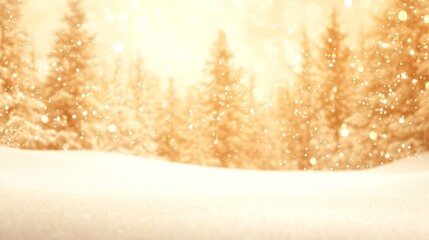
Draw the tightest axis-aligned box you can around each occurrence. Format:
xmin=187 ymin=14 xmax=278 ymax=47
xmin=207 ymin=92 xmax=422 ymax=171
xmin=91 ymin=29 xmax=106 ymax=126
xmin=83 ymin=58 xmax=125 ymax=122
xmin=23 ymin=0 xmax=374 ymax=95
xmin=2 ymin=0 xmax=427 ymax=171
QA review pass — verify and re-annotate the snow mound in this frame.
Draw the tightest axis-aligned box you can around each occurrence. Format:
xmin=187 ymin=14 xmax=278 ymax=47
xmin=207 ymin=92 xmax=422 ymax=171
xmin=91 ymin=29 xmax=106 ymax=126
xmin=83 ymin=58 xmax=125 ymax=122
xmin=1 ymin=147 xmax=429 ymax=240
xmin=372 ymin=152 xmax=429 ymax=174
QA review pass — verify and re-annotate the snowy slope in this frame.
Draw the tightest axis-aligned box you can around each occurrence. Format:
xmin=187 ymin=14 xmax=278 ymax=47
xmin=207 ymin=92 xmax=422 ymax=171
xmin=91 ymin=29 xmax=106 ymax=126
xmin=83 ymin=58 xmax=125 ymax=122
xmin=0 ymin=148 xmax=429 ymax=240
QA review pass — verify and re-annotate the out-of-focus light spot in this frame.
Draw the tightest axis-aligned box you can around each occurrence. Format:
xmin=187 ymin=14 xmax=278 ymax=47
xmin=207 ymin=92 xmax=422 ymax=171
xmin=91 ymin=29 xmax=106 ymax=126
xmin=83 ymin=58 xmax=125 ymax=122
xmin=384 ymin=153 xmax=390 ymax=159
xmin=340 ymin=127 xmax=350 ymax=138
xmin=63 ymin=144 xmax=70 ymax=151
xmin=410 ymin=50 xmax=415 ymax=56
xmin=358 ymin=66 xmax=364 ymax=72
xmin=398 ymin=11 xmax=408 ymax=21
xmin=424 ymin=15 xmax=429 ymax=23
xmin=294 ymin=54 xmax=302 ymax=63
xmin=113 ymin=42 xmax=123 ymax=53
xmin=106 ymin=14 xmax=115 ymax=23
xmin=399 ymin=117 xmax=405 ymax=124
xmin=41 ymin=115 xmax=49 ymax=123
xmin=118 ymin=15 xmax=127 ymax=23
xmin=344 ymin=0 xmax=353 ymax=8
xmin=128 ymin=0 xmax=140 ymax=9
xmin=369 ymin=131 xmax=378 ymax=140
xmin=108 ymin=124 xmax=117 ymax=133
xmin=310 ymin=157 xmax=317 ymax=166
xmin=425 ymin=82 xmax=429 ymax=90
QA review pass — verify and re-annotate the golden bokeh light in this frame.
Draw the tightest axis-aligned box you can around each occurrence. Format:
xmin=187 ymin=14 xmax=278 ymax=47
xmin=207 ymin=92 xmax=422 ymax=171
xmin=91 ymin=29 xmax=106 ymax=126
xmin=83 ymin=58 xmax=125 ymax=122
xmin=398 ymin=10 xmax=408 ymax=21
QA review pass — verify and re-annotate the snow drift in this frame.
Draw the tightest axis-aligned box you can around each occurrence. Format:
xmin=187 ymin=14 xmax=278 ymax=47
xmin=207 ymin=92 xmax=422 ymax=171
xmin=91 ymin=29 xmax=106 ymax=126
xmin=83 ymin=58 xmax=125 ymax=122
xmin=0 ymin=147 xmax=428 ymax=240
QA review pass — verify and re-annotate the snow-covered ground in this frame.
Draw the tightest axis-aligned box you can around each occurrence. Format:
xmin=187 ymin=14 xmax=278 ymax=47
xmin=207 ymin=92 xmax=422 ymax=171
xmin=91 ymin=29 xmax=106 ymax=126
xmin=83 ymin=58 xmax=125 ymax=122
xmin=1 ymin=147 xmax=428 ymax=240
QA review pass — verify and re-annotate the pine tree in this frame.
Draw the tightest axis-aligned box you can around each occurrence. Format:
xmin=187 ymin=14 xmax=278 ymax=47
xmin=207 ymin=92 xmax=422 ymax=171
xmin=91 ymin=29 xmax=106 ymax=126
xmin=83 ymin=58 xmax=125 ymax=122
xmin=155 ymin=78 xmax=186 ymax=161
xmin=202 ymin=30 xmax=248 ymax=168
xmin=294 ymin=28 xmax=318 ymax=169
xmin=101 ymin=57 xmax=135 ymax=154
xmin=275 ymin=85 xmax=301 ymax=170
xmin=342 ymin=36 xmax=382 ymax=169
xmin=44 ymin=0 xmax=103 ymax=150
xmin=180 ymin=84 xmax=213 ymax=165
xmin=126 ymin=56 xmax=160 ymax=156
xmin=316 ymin=9 xmax=352 ymax=169
xmin=366 ymin=0 xmax=429 ymax=161
xmin=238 ymin=77 xmax=267 ymax=169
xmin=1 ymin=0 xmax=23 ymax=138
xmin=0 ymin=0 xmax=49 ymax=149
xmin=257 ymin=96 xmax=282 ymax=169
xmin=415 ymin=84 xmax=428 ymax=149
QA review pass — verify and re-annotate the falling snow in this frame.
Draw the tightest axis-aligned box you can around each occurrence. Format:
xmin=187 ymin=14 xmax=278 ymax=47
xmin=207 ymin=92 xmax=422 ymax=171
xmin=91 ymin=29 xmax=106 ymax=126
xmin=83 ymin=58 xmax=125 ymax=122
xmin=0 ymin=0 xmax=429 ymax=239
xmin=0 ymin=1 xmax=428 ymax=169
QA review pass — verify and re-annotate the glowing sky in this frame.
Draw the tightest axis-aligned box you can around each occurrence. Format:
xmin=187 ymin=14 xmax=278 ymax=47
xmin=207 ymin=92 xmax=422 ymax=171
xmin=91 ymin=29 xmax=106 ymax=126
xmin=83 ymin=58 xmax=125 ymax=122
xmin=22 ymin=0 xmax=376 ymax=95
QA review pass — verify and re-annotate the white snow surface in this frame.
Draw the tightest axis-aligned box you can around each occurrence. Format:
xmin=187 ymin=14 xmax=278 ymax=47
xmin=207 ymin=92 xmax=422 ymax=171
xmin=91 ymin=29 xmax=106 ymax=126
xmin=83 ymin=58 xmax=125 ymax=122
xmin=1 ymin=147 xmax=429 ymax=240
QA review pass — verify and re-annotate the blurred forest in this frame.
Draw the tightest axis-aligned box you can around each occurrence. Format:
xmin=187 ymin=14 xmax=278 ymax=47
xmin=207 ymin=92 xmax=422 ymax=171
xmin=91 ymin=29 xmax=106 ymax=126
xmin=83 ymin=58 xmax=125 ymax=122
xmin=0 ymin=0 xmax=428 ymax=170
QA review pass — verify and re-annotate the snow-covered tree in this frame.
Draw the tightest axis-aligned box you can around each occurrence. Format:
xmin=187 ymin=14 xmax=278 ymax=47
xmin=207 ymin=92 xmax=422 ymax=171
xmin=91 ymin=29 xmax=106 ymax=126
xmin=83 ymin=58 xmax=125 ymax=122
xmin=294 ymin=29 xmax=318 ymax=169
xmin=43 ymin=0 xmax=104 ymax=150
xmin=179 ymin=84 xmax=214 ymax=165
xmin=126 ymin=56 xmax=160 ymax=155
xmin=415 ymin=85 xmax=429 ymax=149
xmin=365 ymin=0 xmax=429 ymax=161
xmin=316 ymin=9 xmax=353 ymax=169
xmin=237 ymin=77 xmax=274 ymax=169
xmin=340 ymin=34 xmax=379 ymax=169
xmin=256 ymin=97 xmax=282 ymax=169
xmin=275 ymin=85 xmax=301 ymax=170
xmin=0 ymin=0 xmax=50 ymax=149
xmin=201 ymin=30 xmax=248 ymax=168
xmin=100 ymin=55 xmax=161 ymax=157
xmin=155 ymin=78 xmax=186 ymax=161
xmin=101 ymin=57 xmax=135 ymax=154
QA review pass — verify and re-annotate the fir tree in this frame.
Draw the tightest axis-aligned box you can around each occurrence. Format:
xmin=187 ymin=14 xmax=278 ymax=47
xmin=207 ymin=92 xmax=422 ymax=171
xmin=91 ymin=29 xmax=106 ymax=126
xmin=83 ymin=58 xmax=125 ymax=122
xmin=155 ymin=79 xmax=184 ymax=160
xmin=202 ymin=30 xmax=247 ymax=168
xmin=316 ymin=9 xmax=352 ymax=168
xmin=238 ymin=77 xmax=266 ymax=169
xmin=127 ymin=56 xmax=160 ymax=155
xmin=180 ymin=84 xmax=213 ymax=165
xmin=1 ymin=0 xmax=24 ymax=136
xmin=415 ymin=85 xmax=429 ymax=149
xmin=257 ymin=96 xmax=282 ymax=169
xmin=275 ymin=85 xmax=301 ymax=170
xmin=342 ymin=36 xmax=381 ymax=169
xmin=0 ymin=0 xmax=49 ymax=149
xmin=101 ymin=57 xmax=135 ymax=154
xmin=44 ymin=0 xmax=103 ymax=150
xmin=295 ymin=28 xmax=317 ymax=169
xmin=366 ymin=0 xmax=429 ymax=161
